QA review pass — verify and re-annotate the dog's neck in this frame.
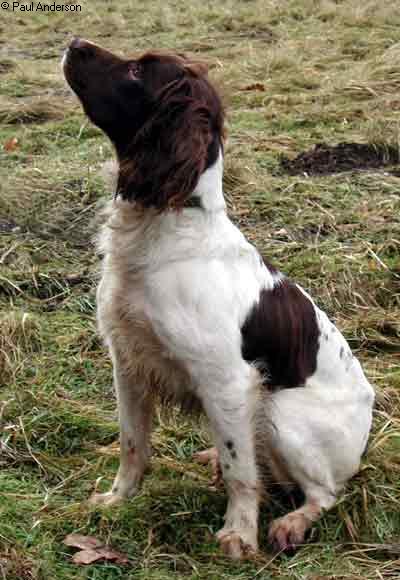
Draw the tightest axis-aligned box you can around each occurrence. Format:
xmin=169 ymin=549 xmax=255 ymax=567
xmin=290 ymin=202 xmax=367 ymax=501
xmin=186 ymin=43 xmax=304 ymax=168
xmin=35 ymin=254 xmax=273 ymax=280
xmin=190 ymin=150 xmax=226 ymax=213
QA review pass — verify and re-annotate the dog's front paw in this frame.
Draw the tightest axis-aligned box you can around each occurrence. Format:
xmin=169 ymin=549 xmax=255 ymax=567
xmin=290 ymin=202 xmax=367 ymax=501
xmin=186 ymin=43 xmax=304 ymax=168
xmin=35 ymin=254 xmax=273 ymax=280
xmin=216 ymin=527 xmax=258 ymax=560
xmin=89 ymin=490 xmax=126 ymax=507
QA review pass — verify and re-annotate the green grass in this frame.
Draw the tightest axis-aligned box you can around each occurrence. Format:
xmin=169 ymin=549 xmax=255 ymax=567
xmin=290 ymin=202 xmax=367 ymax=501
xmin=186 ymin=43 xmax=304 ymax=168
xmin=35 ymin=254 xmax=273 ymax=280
xmin=1 ymin=1 xmax=400 ymax=578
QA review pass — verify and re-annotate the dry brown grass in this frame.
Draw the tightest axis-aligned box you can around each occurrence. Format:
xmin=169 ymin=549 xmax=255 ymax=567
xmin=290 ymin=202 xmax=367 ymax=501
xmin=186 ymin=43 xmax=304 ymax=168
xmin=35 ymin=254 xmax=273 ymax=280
xmin=0 ymin=311 xmax=41 ymax=386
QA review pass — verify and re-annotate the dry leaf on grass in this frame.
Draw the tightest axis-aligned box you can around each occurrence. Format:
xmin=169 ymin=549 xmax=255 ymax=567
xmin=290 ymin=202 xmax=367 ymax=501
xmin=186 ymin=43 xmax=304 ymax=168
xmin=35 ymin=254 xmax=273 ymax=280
xmin=239 ymin=83 xmax=266 ymax=92
xmin=72 ymin=549 xmax=103 ymax=565
xmin=4 ymin=137 xmax=19 ymax=151
xmin=63 ymin=534 xmax=129 ymax=566
xmin=64 ymin=534 xmax=104 ymax=550
xmin=96 ymin=547 xmax=129 ymax=564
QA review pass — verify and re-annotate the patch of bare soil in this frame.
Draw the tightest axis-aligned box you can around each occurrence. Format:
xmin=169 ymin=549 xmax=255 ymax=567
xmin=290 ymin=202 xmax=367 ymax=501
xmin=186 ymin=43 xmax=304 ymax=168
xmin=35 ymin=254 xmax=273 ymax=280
xmin=280 ymin=142 xmax=400 ymax=175
xmin=0 ymin=60 xmax=15 ymax=74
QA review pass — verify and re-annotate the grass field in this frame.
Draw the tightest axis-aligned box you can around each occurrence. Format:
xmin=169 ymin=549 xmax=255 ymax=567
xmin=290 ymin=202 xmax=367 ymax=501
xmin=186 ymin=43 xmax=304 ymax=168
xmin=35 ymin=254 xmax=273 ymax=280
xmin=1 ymin=1 xmax=400 ymax=578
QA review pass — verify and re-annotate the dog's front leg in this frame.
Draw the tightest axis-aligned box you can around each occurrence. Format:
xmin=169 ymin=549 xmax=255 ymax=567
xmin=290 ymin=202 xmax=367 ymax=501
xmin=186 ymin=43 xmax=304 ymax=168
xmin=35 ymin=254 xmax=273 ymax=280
xmin=90 ymin=364 xmax=153 ymax=506
xmin=199 ymin=367 xmax=261 ymax=559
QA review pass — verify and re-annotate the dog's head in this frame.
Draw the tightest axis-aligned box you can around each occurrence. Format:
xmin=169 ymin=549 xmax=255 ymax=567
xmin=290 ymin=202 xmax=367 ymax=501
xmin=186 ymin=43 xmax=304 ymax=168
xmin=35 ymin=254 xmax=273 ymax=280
xmin=63 ymin=38 xmax=224 ymax=210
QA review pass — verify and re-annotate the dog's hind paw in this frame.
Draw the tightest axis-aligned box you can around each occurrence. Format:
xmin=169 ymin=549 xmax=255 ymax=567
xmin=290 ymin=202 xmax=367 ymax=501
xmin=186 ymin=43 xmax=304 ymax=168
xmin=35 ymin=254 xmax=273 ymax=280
xmin=193 ymin=447 xmax=223 ymax=487
xmin=216 ymin=528 xmax=257 ymax=560
xmin=268 ymin=512 xmax=309 ymax=551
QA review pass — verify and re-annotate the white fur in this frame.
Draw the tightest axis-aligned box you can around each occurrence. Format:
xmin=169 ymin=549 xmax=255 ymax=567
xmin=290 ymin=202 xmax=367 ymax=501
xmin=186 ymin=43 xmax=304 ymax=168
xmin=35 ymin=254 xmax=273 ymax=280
xmin=92 ymin=150 xmax=374 ymax=557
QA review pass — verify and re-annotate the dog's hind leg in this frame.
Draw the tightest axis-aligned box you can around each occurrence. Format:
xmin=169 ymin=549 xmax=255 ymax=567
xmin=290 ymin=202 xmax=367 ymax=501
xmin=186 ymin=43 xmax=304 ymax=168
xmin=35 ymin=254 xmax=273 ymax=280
xmin=90 ymin=364 xmax=153 ymax=506
xmin=268 ymin=486 xmax=336 ymax=551
xmin=262 ymin=386 xmax=371 ymax=550
xmin=265 ymin=421 xmax=338 ymax=551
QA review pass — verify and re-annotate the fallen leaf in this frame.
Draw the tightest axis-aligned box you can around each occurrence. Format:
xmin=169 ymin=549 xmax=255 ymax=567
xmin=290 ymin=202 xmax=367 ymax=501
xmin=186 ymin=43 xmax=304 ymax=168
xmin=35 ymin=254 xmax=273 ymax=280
xmin=64 ymin=533 xmax=129 ymax=566
xmin=64 ymin=534 xmax=104 ymax=551
xmin=239 ymin=83 xmax=266 ymax=92
xmin=72 ymin=549 xmax=103 ymax=565
xmin=274 ymin=228 xmax=288 ymax=237
xmin=96 ymin=547 xmax=129 ymax=564
xmin=4 ymin=137 xmax=19 ymax=152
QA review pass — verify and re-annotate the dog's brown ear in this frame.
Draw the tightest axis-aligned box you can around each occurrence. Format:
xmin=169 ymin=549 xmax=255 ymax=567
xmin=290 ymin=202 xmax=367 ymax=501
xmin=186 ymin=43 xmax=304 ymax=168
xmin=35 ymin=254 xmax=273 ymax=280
xmin=173 ymin=52 xmax=209 ymax=77
xmin=117 ymin=73 xmax=223 ymax=210
xmin=184 ymin=61 xmax=209 ymax=77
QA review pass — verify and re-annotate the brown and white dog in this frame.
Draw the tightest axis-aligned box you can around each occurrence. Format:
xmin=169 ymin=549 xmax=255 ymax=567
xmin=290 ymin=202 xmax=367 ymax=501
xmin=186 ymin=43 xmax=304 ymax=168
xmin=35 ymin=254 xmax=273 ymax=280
xmin=63 ymin=38 xmax=374 ymax=559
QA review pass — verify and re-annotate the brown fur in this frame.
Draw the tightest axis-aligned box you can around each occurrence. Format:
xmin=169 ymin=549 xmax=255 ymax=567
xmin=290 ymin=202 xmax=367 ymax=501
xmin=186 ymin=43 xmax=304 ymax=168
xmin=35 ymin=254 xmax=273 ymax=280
xmin=98 ymin=284 xmax=201 ymax=410
xmin=64 ymin=40 xmax=224 ymax=211
xmin=241 ymin=279 xmax=320 ymax=389
xmin=117 ymin=53 xmax=224 ymax=210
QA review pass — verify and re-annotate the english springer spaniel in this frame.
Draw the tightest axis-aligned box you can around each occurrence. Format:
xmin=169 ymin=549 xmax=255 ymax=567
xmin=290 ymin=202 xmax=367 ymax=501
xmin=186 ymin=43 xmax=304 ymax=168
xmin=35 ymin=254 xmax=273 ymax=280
xmin=63 ymin=38 xmax=374 ymax=559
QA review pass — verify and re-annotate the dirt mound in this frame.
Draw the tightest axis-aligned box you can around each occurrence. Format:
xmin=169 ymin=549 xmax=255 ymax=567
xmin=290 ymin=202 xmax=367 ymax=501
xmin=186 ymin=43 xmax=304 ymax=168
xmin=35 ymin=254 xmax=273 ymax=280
xmin=0 ymin=60 xmax=15 ymax=74
xmin=280 ymin=142 xmax=400 ymax=175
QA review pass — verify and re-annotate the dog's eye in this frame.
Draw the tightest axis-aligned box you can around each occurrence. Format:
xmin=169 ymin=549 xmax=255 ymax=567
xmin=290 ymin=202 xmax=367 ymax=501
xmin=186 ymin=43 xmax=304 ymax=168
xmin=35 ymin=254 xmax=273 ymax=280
xmin=127 ymin=62 xmax=142 ymax=80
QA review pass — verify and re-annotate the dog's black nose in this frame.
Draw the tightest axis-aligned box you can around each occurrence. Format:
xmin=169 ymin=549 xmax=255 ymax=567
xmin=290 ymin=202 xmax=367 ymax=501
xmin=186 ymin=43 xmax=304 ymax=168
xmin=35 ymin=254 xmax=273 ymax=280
xmin=69 ymin=36 xmax=85 ymax=50
xmin=68 ymin=37 xmax=95 ymax=59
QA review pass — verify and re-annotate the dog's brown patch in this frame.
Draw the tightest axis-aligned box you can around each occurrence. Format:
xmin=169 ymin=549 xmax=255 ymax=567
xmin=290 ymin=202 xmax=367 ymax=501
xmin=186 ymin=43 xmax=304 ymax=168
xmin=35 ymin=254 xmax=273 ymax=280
xmin=241 ymin=279 xmax=320 ymax=389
